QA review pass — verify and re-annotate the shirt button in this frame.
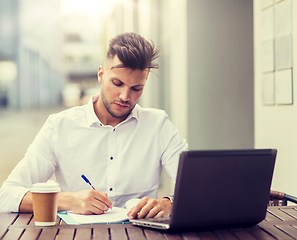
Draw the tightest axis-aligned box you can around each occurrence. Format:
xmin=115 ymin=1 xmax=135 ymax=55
xmin=109 ymin=188 xmax=113 ymax=191
xmin=110 ymin=157 xmax=113 ymax=160
xmin=113 ymin=128 xmax=115 ymax=131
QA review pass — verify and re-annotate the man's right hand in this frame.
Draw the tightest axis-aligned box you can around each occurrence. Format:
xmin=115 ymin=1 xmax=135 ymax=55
xmin=19 ymin=189 xmax=113 ymax=215
xmin=58 ymin=189 xmax=113 ymax=215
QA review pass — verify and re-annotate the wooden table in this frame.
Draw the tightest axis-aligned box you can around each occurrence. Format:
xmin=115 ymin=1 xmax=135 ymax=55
xmin=1 ymin=206 xmax=297 ymax=239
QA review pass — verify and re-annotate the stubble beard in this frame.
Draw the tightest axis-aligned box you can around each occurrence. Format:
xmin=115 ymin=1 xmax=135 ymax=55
xmin=101 ymin=90 xmax=134 ymax=119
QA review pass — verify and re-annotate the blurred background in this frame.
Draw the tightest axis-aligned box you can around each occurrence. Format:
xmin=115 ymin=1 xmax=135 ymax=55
xmin=0 ymin=0 xmax=296 ymax=199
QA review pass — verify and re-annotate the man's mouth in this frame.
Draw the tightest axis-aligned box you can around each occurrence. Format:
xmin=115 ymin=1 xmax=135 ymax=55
xmin=114 ymin=102 xmax=130 ymax=109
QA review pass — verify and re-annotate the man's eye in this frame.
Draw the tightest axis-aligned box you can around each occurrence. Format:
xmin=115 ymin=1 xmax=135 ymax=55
xmin=132 ymin=87 xmax=142 ymax=91
xmin=113 ymin=81 xmax=122 ymax=86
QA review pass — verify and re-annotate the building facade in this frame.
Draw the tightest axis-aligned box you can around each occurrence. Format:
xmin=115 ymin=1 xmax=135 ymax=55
xmin=103 ymin=0 xmax=254 ymax=195
xmin=0 ymin=0 xmax=64 ymax=109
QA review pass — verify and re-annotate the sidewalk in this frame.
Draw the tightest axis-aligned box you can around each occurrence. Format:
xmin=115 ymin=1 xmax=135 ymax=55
xmin=0 ymin=106 xmax=66 ymax=185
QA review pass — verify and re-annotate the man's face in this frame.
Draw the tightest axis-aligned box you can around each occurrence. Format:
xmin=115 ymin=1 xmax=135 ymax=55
xmin=98 ymin=56 xmax=148 ymax=120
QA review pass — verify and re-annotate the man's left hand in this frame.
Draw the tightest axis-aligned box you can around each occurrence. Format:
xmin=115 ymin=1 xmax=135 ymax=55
xmin=128 ymin=197 xmax=171 ymax=219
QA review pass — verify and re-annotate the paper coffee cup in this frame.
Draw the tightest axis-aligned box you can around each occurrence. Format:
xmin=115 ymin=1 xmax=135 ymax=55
xmin=31 ymin=180 xmax=61 ymax=226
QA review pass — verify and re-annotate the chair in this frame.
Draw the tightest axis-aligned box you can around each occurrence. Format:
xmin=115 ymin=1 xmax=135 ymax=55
xmin=269 ymin=190 xmax=297 ymax=206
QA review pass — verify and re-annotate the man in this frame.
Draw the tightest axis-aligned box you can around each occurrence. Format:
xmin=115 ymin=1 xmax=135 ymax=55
xmin=0 ymin=32 xmax=188 ymax=219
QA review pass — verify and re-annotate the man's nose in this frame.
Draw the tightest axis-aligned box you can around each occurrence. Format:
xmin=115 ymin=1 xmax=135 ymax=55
xmin=119 ymin=88 xmax=130 ymax=102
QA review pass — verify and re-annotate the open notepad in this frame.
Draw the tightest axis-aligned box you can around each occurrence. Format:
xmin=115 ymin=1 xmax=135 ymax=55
xmin=67 ymin=207 xmax=129 ymax=224
xmin=58 ymin=199 xmax=140 ymax=225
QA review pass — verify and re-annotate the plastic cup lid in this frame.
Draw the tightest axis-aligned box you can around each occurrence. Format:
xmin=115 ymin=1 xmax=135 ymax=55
xmin=30 ymin=180 xmax=61 ymax=193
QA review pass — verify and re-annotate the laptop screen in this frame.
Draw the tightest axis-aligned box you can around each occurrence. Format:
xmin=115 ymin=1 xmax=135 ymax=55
xmin=170 ymin=149 xmax=276 ymax=230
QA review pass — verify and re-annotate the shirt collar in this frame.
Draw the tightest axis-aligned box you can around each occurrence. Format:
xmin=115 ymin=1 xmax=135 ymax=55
xmin=86 ymin=94 xmax=139 ymax=127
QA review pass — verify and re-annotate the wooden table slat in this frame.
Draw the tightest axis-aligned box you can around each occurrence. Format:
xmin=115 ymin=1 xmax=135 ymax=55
xmin=163 ymin=232 xmax=183 ymax=240
xmin=91 ymin=223 xmax=131 ymax=230
xmin=259 ymin=225 xmax=295 ymax=240
xmin=75 ymin=228 xmax=92 ymax=240
xmin=28 ymin=216 xmax=36 ymax=226
xmin=19 ymin=228 xmax=42 ymax=240
xmin=93 ymin=228 xmax=110 ymax=240
xmin=265 ymin=211 xmax=283 ymax=222
xmin=3 ymin=206 xmax=297 ymax=240
xmin=0 ymin=214 xmax=16 ymax=240
xmin=0 ymin=213 xmax=18 ymax=226
xmin=126 ymin=227 xmax=147 ymax=240
xmin=213 ymin=229 xmax=238 ymax=240
xmin=196 ymin=231 xmax=220 ymax=240
xmin=56 ymin=228 xmax=75 ymax=240
xmin=143 ymin=228 xmax=166 ymax=240
xmin=12 ymin=213 xmax=32 ymax=226
xmin=246 ymin=226 xmax=277 ymax=240
xmin=109 ymin=227 xmax=128 ymax=240
xmin=0 ymin=227 xmax=8 ymax=240
xmin=268 ymin=208 xmax=295 ymax=221
xmin=38 ymin=228 xmax=59 ymax=240
xmin=1 ymin=228 xmax=24 ymax=240
xmin=58 ymin=218 xmax=68 ymax=225
xmin=230 ymin=228 xmax=257 ymax=240
xmin=274 ymin=225 xmax=297 ymax=239
xmin=290 ymin=225 xmax=297 ymax=231
xmin=281 ymin=208 xmax=297 ymax=220
xmin=180 ymin=232 xmax=201 ymax=240
xmin=56 ymin=217 xmax=63 ymax=225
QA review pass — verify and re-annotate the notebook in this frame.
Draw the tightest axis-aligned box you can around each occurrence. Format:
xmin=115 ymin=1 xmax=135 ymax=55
xmin=58 ymin=199 xmax=140 ymax=225
xmin=130 ymin=149 xmax=277 ymax=231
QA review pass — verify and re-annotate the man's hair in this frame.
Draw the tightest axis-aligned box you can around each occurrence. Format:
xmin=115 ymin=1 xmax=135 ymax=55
xmin=106 ymin=32 xmax=160 ymax=70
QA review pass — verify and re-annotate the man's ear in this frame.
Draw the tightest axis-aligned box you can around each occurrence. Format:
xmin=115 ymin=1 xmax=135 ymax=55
xmin=98 ymin=66 xmax=104 ymax=84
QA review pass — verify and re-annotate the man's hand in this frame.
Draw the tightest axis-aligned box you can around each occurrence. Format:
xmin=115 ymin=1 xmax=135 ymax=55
xmin=19 ymin=189 xmax=112 ymax=215
xmin=58 ymin=189 xmax=113 ymax=215
xmin=128 ymin=197 xmax=172 ymax=219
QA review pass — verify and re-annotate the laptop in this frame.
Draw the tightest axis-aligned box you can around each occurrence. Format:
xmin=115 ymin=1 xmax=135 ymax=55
xmin=130 ymin=149 xmax=277 ymax=231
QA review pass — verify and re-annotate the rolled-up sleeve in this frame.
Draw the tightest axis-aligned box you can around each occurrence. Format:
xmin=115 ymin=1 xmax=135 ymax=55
xmin=159 ymin=113 xmax=188 ymax=184
xmin=0 ymin=116 xmax=57 ymax=212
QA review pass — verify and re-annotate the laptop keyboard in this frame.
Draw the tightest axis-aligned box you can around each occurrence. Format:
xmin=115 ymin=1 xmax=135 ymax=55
xmin=146 ymin=218 xmax=170 ymax=224
xmin=155 ymin=219 xmax=170 ymax=224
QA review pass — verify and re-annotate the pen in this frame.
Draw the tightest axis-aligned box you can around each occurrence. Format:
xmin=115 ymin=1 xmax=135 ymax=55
xmin=81 ymin=174 xmax=113 ymax=210
xmin=81 ymin=174 xmax=96 ymax=190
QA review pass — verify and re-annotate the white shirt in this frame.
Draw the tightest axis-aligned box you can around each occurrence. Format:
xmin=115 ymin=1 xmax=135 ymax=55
xmin=0 ymin=94 xmax=188 ymax=212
